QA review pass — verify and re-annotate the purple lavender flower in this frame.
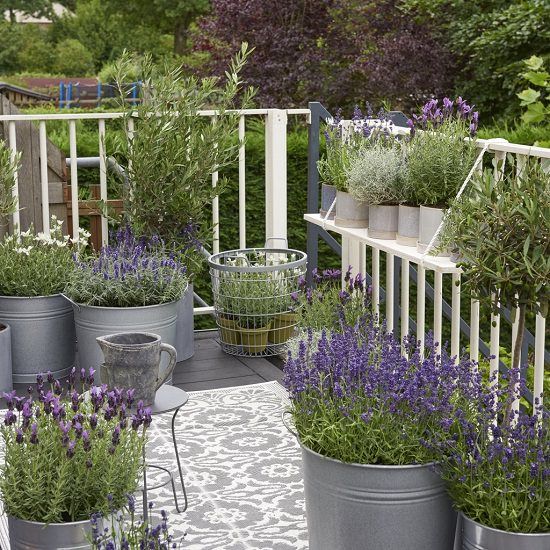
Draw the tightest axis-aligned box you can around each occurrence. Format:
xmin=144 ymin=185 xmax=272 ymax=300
xmin=30 ymin=423 xmax=39 ymax=445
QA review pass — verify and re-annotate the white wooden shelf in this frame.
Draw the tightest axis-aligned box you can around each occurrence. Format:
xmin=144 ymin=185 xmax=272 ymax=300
xmin=304 ymin=213 xmax=461 ymax=274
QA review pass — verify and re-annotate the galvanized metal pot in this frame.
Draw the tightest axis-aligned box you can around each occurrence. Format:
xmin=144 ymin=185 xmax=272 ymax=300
xmin=335 ymin=190 xmax=369 ymax=228
xmin=0 ymin=295 xmax=75 ymax=383
xmin=175 ymin=283 xmax=194 ymax=361
xmin=0 ymin=323 xmax=13 ymax=393
xmin=369 ymin=204 xmax=398 ymax=239
xmin=301 ymin=444 xmax=456 ymax=550
xmin=460 ymin=513 xmax=550 ymax=550
xmin=97 ymin=332 xmax=177 ymax=406
xmin=8 ymin=514 xmax=93 ymax=549
xmin=397 ymin=204 xmax=420 ymax=246
xmin=72 ymin=301 xmax=178 ymax=380
xmin=418 ymin=205 xmax=449 ymax=255
xmin=320 ymin=184 xmax=337 ymax=220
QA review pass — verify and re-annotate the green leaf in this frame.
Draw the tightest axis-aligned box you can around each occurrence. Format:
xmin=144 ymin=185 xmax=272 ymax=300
xmin=522 ymin=102 xmax=548 ymax=124
xmin=523 ymin=70 xmax=549 ymax=87
xmin=524 ymin=55 xmax=544 ymax=71
xmin=517 ymin=88 xmax=540 ymax=106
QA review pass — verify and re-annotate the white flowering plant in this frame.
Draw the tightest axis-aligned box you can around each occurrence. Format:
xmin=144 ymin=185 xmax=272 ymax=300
xmin=0 ymin=216 xmax=89 ymax=297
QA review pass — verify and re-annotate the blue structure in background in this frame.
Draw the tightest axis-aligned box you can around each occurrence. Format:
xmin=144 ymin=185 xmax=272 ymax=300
xmin=59 ymin=81 xmax=141 ymax=108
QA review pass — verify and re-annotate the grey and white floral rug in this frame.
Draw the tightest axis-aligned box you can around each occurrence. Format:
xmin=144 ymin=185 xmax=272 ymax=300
xmin=0 ymin=382 xmax=308 ymax=549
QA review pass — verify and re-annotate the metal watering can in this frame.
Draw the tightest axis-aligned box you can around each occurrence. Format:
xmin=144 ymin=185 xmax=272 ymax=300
xmin=96 ymin=332 xmax=177 ymax=406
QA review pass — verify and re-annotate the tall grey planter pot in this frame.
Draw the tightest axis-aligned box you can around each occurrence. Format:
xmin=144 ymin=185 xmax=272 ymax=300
xmin=459 ymin=513 xmax=550 ymax=550
xmin=369 ymin=205 xmax=398 ymax=239
xmin=335 ymin=191 xmax=369 ymax=228
xmin=71 ymin=301 xmax=178 ymax=382
xmin=175 ymin=283 xmax=194 ymax=361
xmin=0 ymin=294 xmax=75 ymax=383
xmin=417 ymin=205 xmax=449 ymax=256
xmin=397 ymin=204 xmax=420 ymax=246
xmin=320 ymin=184 xmax=337 ymax=220
xmin=301 ymin=444 xmax=456 ymax=550
xmin=8 ymin=514 xmax=94 ymax=549
xmin=0 ymin=323 xmax=13 ymax=393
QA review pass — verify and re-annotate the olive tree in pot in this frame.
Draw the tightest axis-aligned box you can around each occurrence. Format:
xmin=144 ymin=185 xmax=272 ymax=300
xmin=0 ymin=370 xmax=150 ymax=549
xmin=438 ymin=160 xmax=550 ymax=548
xmin=64 ymin=226 xmax=188 ymax=379
xmin=406 ymin=97 xmax=478 ymax=254
xmin=347 ymin=139 xmax=406 ymax=239
xmin=113 ymin=44 xmax=255 ymax=361
xmin=0 ymin=218 xmax=87 ymax=383
xmin=283 ymin=322 xmax=483 ymax=550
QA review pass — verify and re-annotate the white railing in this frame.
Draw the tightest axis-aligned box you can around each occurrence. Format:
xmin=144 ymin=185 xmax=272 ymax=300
xmin=1 ymin=108 xmax=310 ymax=316
xmin=306 ymin=131 xmax=549 ymax=414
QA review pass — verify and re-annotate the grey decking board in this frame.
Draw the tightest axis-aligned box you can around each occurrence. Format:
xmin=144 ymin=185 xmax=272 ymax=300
xmin=173 ymin=364 xmax=255 ymax=384
xmin=175 ymin=375 xmax=265 ymax=392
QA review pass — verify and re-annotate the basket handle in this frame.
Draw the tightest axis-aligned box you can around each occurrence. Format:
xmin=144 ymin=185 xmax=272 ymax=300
xmin=265 ymin=237 xmax=288 ymax=248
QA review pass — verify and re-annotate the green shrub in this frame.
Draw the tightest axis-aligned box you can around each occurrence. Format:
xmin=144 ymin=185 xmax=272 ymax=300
xmin=52 ymin=38 xmax=95 ymax=77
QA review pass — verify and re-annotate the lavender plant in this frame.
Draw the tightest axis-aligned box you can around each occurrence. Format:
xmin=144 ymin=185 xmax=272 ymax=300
xmin=346 ymin=140 xmax=407 ymax=205
xmin=317 ymin=105 xmax=394 ymax=192
xmin=0 ymin=369 xmax=151 ymax=523
xmin=429 ymin=370 xmax=549 ymax=533
xmin=0 ymin=216 xmax=89 ymax=297
xmin=65 ymin=226 xmax=188 ymax=307
xmin=284 ymin=325 xmax=478 ymax=465
xmin=91 ymin=496 xmax=181 ymax=549
xmin=406 ymin=97 xmax=479 ymax=207
xmin=292 ymin=267 xmax=372 ymax=332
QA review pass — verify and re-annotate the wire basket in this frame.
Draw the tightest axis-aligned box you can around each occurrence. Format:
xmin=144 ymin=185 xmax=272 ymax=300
xmin=208 ymin=247 xmax=307 ymax=357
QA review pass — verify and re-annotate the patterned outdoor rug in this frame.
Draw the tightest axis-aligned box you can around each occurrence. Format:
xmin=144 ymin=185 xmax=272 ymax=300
xmin=0 ymin=381 xmax=308 ymax=549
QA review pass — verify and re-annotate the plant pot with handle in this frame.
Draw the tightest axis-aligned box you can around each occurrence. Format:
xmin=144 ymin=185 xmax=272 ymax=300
xmin=320 ymin=183 xmax=337 ymax=220
xmin=417 ymin=205 xmax=449 ymax=255
xmin=335 ymin=190 xmax=369 ymax=228
xmin=396 ymin=204 xmax=420 ymax=246
xmin=0 ymin=322 xmax=12 ymax=393
xmin=368 ymin=204 xmax=398 ymax=240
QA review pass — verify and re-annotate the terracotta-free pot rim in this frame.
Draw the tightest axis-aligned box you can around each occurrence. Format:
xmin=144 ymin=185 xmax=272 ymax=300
xmin=7 ymin=514 xmax=94 ymax=527
xmin=298 ymin=440 xmax=435 ymax=471
xmin=68 ymin=299 xmax=179 ymax=311
xmin=0 ymin=292 xmax=65 ymax=300
xmin=461 ymin=512 xmax=550 ymax=537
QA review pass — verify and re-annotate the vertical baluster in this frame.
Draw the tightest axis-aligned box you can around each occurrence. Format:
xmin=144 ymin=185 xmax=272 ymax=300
xmin=68 ymin=120 xmax=79 ymax=239
xmin=8 ymin=121 xmax=20 ymax=231
xmin=38 ymin=121 xmax=50 ymax=234
xmin=417 ymin=265 xmax=426 ymax=356
xmin=238 ymin=115 xmax=246 ymax=249
xmin=372 ymin=248 xmax=380 ymax=318
xmin=401 ymin=259 xmax=410 ymax=350
xmin=510 ymin=305 xmax=522 ymax=419
xmin=98 ymin=119 xmax=108 ymax=245
xmin=489 ymin=295 xmax=500 ymax=390
xmin=386 ymin=253 xmax=394 ymax=332
xmin=434 ymin=271 xmax=443 ymax=356
xmin=534 ymin=312 xmax=546 ymax=416
xmin=470 ymin=299 xmax=480 ymax=367
xmin=451 ymin=272 xmax=461 ymax=361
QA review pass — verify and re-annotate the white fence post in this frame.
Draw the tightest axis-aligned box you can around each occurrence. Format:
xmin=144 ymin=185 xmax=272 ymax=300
xmin=265 ymin=109 xmax=287 ymax=247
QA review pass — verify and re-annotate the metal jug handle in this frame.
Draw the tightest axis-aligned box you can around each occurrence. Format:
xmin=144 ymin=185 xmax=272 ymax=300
xmin=155 ymin=343 xmax=177 ymax=391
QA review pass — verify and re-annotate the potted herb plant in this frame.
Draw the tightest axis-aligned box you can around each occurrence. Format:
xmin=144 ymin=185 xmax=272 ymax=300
xmin=0 ymin=369 xmax=150 ymax=549
xmin=0 ymin=218 xmax=88 ymax=383
xmin=64 ymin=226 xmax=188 ymax=376
xmin=430 ymin=369 xmax=549 ymax=549
xmin=347 ymin=139 xmax=406 ymax=239
xmin=284 ymin=326 xmax=474 ymax=550
xmin=406 ymin=97 xmax=478 ymax=253
xmin=113 ymin=44 xmax=255 ymax=362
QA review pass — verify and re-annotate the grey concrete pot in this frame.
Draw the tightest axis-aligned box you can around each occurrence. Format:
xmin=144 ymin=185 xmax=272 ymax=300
xmin=0 ymin=294 xmax=75 ymax=383
xmin=0 ymin=323 xmax=13 ymax=393
xmin=417 ymin=205 xmax=450 ymax=256
xmin=72 ymin=301 xmax=178 ymax=382
xmin=320 ymin=184 xmax=337 ymax=220
xmin=175 ymin=283 xmax=194 ymax=361
xmin=396 ymin=204 xmax=420 ymax=246
xmin=335 ymin=190 xmax=369 ymax=228
xmin=460 ymin=513 xmax=550 ymax=550
xmin=369 ymin=204 xmax=398 ymax=240
xmin=97 ymin=332 xmax=177 ymax=406
xmin=8 ymin=514 xmax=94 ymax=549
xmin=301 ymin=444 xmax=456 ymax=550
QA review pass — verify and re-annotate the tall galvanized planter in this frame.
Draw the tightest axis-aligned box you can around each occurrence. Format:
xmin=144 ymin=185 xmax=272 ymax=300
xmin=8 ymin=515 xmax=94 ymax=549
xmin=301 ymin=444 xmax=456 ymax=550
xmin=460 ymin=513 xmax=550 ymax=550
xmin=71 ymin=301 xmax=178 ymax=379
xmin=0 ymin=323 xmax=13 ymax=393
xmin=0 ymin=295 xmax=75 ymax=383
xmin=175 ymin=283 xmax=194 ymax=361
